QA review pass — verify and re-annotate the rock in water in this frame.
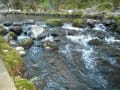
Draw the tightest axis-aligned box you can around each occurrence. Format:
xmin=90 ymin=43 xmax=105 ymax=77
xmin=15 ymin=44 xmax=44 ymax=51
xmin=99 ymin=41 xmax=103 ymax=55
xmin=16 ymin=47 xmax=25 ymax=51
xmin=15 ymin=46 xmax=26 ymax=56
xmin=9 ymin=26 xmax=23 ymax=35
xmin=18 ymin=50 xmax=26 ymax=56
xmin=31 ymin=25 xmax=45 ymax=39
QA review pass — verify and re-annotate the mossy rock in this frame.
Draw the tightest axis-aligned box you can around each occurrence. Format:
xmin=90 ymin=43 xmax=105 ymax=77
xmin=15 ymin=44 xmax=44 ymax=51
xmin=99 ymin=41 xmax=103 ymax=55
xmin=0 ymin=26 xmax=7 ymax=35
xmin=72 ymin=19 xmax=85 ymax=27
xmin=46 ymin=19 xmax=63 ymax=27
xmin=96 ymin=2 xmax=113 ymax=12
xmin=14 ymin=76 xmax=35 ymax=90
xmin=20 ymin=38 xmax=33 ymax=48
xmin=9 ymin=26 xmax=23 ymax=35
xmin=8 ymin=32 xmax=17 ymax=40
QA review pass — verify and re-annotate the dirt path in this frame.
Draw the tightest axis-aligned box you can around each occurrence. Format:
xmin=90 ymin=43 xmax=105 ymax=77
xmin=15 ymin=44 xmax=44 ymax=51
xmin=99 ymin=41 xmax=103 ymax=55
xmin=0 ymin=60 xmax=16 ymax=90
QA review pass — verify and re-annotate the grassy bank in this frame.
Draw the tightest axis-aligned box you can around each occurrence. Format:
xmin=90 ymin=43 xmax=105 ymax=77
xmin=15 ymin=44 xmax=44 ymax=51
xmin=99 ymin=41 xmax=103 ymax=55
xmin=0 ymin=36 xmax=35 ymax=90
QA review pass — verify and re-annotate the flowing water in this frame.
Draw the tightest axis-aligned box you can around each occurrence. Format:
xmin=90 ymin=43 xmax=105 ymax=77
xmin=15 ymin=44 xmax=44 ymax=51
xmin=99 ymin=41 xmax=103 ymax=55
xmin=20 ymin=22 xmax=120 ymax=90
xmin=1 ymin=13 xmax=120 ymax=90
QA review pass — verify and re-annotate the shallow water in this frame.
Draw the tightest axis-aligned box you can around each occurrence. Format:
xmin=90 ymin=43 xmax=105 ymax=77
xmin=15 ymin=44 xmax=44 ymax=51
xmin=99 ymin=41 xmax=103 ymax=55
xmin=20 ymin=22 xmax=120 ymax=90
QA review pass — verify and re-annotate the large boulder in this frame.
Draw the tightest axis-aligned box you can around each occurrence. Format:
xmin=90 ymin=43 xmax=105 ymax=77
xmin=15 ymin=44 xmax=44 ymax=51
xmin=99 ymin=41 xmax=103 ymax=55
xmin=9 ymin=26 xmax=22 ymax=35
xmin=31 ymin=25 xmax=45 ymax=39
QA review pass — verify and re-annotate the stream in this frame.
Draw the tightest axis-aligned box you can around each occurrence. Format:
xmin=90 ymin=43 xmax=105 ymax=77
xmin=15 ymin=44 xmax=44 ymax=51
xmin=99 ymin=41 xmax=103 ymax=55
xmin=22 ymin=22 xmax=120 ymax=90
xmin=2 ymin=17 xmax=120 ymax=90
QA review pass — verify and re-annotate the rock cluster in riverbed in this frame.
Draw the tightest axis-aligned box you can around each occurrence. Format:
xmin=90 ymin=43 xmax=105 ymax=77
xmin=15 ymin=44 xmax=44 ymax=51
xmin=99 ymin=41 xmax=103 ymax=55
xmin=0 ymin=16 xmax=119 ymax=55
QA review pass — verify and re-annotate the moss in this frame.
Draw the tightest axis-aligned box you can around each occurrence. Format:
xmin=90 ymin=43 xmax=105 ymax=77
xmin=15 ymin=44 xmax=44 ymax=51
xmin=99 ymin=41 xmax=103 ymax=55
xmin=46 ymin=19 xmax=63 ymax=27
xmin=20 ymin=38 xmax=33 ymax=48
xmin=72 ymin=19 xmax=85 ymax=27
xmin=0 ymin=36 xmax=36 ymax=90
xmin=14 ymin=76 xmax=35 ymax=90
xmin=96 ymin=2 xmax=113 ymax=12
xmin=0 ymin=36 xmax=23 ymax=75
xmin=0 ymin=26 xmax=6 ymax=35
xmin=8 ymin=32 xmax=17 ymax=40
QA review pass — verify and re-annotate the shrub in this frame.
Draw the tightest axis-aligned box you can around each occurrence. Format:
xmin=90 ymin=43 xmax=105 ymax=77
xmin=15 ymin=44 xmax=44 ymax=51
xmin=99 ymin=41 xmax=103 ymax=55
xmin=96 ymin=2 xmax=113 ymax=12
xmin=72 ymin=19 xmax=85 ymax=27
xmin=46 ymin=19 xmax=63 ymax=27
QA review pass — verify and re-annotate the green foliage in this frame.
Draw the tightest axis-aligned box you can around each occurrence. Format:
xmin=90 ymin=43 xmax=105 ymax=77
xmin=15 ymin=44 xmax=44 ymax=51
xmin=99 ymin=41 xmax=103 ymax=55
xmin=20 ymin=38 xmax=33 ymax=48
xmin=14 ymin=76 xmax=35 ymax=90
xmin=0 ymin=0 xmax=9 ymax=9
xmin=46 ymin=19 xmax=63 ymax=27
xmin=72 ymin=19 xmax=85 ymax=27
xmin=40 ymin=0 xmax=51 ymax=10
xmin=12 ymin=0 xmax=23 ymax=10
xmin=0 ymin=36 xmax=36 ymax=90
xmin=0 ymin=36 xmax=22 ymax=75
xmin=1 ymin=0 xmax=120 ymax=11
xmin=96 ymin=2 xmax=113 ymax=12
xmin=0 ymin=26 xmax=6 ymax=35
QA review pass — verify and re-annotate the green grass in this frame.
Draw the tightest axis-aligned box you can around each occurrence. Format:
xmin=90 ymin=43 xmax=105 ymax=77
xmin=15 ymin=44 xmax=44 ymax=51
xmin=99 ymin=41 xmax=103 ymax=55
xmin=14 ymin=76 xmax=35 ymax=90
xmin=96 ymin=2 xmax=113 ymax=12
xmin=0 ymin=36 xmax=35 ymax=90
